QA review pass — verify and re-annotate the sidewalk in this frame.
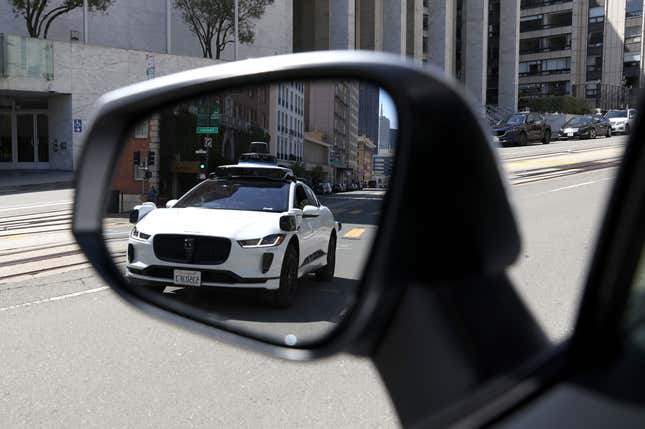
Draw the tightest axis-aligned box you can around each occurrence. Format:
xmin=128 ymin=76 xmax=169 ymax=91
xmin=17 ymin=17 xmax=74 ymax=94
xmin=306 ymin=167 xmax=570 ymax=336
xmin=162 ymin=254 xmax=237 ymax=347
xmin=0 ymin=170 xmax=75 ymax=192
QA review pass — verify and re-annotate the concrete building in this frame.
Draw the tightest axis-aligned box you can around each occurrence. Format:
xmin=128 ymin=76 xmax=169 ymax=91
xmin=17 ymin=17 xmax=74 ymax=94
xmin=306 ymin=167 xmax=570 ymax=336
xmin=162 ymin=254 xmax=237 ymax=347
xmin=356 ymin=135 xmax=376 ymax=184
xmin=373 ymin=152 xmax=395 ymax=187
xmin=518 ymin=0 xmax=644 ymax=110
xmin=269 ymin=81 xmax=305 ymax=165
xmin=303 ymin=131 xmax=331 ymax=181
xmin=0 ymin=0 xmax=292 ymax=171
xmin=305 ymin=80 xmax=355 ymax=185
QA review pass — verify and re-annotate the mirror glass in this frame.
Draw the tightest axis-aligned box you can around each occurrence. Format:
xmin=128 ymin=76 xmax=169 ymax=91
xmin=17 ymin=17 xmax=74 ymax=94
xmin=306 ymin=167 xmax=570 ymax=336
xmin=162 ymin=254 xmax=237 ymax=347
xmin=103 ymin=79 xmax=398 ymax=346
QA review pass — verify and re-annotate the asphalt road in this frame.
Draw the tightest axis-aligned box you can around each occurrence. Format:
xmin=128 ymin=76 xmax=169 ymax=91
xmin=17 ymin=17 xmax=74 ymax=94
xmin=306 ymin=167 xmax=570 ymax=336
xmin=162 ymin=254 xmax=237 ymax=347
xmin=0 ymin=137 xmax=627 ymax=427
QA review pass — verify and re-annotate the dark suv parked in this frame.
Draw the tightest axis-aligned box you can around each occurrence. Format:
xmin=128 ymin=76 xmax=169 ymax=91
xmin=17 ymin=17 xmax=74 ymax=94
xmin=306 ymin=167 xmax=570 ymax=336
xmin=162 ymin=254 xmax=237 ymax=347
xmin=492 ymin=112 xmax=552 ymax=146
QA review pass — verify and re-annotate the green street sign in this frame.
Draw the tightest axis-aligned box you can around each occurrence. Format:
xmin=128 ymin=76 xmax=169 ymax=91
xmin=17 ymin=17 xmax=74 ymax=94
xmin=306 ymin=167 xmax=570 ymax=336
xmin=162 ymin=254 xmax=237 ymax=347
xmin=196 ymin=127 xmax=218 ymax=134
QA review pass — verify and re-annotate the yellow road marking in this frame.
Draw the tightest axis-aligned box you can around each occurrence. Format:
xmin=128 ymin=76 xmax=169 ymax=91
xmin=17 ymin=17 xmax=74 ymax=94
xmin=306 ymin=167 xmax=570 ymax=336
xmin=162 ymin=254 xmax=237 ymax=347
xmin=349 ymin=209 xmax=362 ymax=215
xmin=343 ymin=228 xmax=366 ymax=239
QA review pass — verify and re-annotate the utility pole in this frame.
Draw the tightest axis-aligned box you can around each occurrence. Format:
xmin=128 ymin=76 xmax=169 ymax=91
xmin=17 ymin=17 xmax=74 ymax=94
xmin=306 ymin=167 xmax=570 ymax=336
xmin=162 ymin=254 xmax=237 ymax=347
xmin=234 ymin=0 xmax=239 ymax=60
xmin=83 ymin=0 xmax=88 ymax=43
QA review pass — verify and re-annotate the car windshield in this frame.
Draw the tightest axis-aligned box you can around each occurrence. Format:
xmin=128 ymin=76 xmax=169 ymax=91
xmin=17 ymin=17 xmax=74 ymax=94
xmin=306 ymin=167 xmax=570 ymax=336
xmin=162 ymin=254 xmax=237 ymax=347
xmin=174 ymin=179 xmax=290 ymax=212
xmin=605 ymin=110 xmax=628 ymax=119
xmin=500 ymin=114 xmax=527 ymax=125
xmin=565 ymin=117 xmax=592 ymax=126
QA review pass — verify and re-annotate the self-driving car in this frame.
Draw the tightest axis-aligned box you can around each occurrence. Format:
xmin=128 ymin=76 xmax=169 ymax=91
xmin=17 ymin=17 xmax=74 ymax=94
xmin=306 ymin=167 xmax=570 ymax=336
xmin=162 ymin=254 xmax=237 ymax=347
xmin=125 ymin=156 xmax=340 ymax=307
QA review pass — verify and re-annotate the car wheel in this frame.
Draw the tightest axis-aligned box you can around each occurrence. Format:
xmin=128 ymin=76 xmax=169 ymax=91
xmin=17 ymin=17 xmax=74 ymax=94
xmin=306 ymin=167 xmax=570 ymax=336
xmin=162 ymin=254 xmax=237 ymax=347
xmin=606 ymin=127 xmax=612 ymax=137
xmin=518 ymin=132 xmax=527 ymax=147
xmin=316 ymin=233 xmax=336 ymax=282
xmin=271 ymin=243 xmax=299 ymax=307
xmin=589 ymin=128 xmax=596 ymax=139
xmin=542 ymin=129 xmax=551 ymax=144
xmin=625 ymin=124 xmax=631 ymax=135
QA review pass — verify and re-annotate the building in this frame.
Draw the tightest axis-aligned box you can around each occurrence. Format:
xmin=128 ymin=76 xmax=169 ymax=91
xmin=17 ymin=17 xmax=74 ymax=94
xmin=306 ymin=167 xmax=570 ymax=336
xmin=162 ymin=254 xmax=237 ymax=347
xmin=378 ymin=113 xmax=391 ymax=153
xmin=356 ymin=135 xmax=376 ymax=184
xmin=269 ymin=81 xmax=305 ymax=165
xmin=305 ymin=80 xmax=356 ymax=185
xmin=303 ymin=131 xmax=331 ymax=182
xmin=0 ymin=0 xmax=292 ymax=171
xmin=358 ymin=83 xmax=380 ymax=148
xmin=389 ymin=128 xmax=399 ymax=151
xmin=518 ymin=0 xmax=644 ymax=110
xmin=373 ymin=152 xmax=395 ymax=187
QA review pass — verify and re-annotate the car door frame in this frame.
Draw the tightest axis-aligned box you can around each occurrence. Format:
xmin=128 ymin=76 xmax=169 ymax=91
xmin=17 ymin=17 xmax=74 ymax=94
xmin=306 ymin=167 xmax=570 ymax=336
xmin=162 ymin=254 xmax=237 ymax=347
xmin=294 ymin=183 xmax=317 ymax=271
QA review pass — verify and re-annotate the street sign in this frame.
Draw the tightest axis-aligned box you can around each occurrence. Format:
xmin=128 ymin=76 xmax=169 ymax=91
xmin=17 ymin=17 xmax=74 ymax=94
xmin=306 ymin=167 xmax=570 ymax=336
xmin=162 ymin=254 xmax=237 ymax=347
xmin=196 ymin=127 xmax=218 ymax=134
xmin=195 ymin=149 xmax=207 ymax=154
xmin=196 ymin=104 xmax=220 ymax=134
xmin=73 ymin=119 xmax=82 ymax=133
xmin=204 ymin=136 xmax=213 ymax=147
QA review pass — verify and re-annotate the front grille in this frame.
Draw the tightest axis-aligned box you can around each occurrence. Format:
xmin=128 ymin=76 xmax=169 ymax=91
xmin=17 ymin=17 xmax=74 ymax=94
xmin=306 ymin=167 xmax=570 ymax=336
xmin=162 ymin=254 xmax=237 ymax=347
xmin=153 ymin=234 xmax=231 ymax=265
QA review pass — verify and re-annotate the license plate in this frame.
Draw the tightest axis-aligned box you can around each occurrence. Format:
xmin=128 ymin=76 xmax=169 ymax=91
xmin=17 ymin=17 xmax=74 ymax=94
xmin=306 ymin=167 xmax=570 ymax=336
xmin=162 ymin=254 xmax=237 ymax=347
xmin=567 ymin=132 xmax=573 ymax=137
xmin=174 ymin=269 xmax=201 ymax=286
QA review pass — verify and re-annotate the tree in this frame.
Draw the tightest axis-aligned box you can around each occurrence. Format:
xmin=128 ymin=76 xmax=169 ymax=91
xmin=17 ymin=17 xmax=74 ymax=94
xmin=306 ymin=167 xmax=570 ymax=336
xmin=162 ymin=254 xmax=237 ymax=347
xmin=526 ymin=96 xmax=591 ymax=115
xmin=11 ymin=0 xmax=114 ymax=39
xmin=175 ymin=0 xmax=274 ymax=59
xmin=290 ymin=162 xmax=306 ymax=179
xmin=307 ymin=165 xmax=325 ymax=184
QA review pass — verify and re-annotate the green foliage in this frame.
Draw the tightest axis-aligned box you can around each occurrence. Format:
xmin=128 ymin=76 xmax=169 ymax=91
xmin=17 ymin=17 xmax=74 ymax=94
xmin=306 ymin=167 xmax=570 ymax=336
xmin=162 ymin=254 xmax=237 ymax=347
xmin=307 ymin=165 xmax=326 ymax=184
xmin=174 ymin=0 xmax=274 ymax=59
xmin=527 ymin=96 xmax=592 ymax=115
xmin=11 ymin=0 xmax=114 ymax=38
xmin=290 ymin=162 xmax=306 ymax=178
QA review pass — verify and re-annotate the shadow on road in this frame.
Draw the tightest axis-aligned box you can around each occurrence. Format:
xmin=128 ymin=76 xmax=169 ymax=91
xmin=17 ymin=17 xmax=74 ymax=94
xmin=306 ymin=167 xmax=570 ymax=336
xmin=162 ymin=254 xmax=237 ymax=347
xmin=154 ymin=274 xmax=357 ymax=325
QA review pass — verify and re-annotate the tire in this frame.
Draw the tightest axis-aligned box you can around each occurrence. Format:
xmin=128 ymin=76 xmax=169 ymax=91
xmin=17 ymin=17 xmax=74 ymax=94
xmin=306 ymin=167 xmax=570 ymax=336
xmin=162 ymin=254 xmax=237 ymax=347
xmin=316 ymin=233 xmax=336 ymax=282
xmin=542 ymin=129 xmax=551 ymax=144
xmin=518 ymin=132 xmax=527 ymax=147
xmin=606 ymin=127 xmax=612 ymax=137
xmin=589 ymin=128 xmax=596 ymax=139
xmin=270 ymin=243 xmax=299 ymax=307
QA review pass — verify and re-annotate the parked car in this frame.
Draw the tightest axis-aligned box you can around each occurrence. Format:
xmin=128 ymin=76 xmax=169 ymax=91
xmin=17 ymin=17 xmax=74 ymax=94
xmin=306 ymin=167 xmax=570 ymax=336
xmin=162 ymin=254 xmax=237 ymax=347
xmin=492 ymin=112 xmax=552 ymax=146
xmin=332 ymin=183 xmax=343 ymax=193
xmin=558 ymin=115 xmax=612 ymax=140
xmin=604 ymin=108 xmax=638 ymax=135
xmin=314 ymin=182 xmax=332 ymax=195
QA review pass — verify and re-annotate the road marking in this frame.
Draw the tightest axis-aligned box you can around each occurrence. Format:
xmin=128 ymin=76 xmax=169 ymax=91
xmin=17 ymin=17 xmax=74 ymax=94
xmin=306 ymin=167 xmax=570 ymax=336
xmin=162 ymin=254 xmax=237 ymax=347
xmin=343 ymin=228 xmax=366 ymax=239
xmin=349 ymin=210 xmax=362 ymax=215
xmin=546 ymin=177 xmax=614 ymax=193
xmin=0 ymin=201 xmax=72 ymax=212
xmin=0 ymin=286 xmax=109 ymax=312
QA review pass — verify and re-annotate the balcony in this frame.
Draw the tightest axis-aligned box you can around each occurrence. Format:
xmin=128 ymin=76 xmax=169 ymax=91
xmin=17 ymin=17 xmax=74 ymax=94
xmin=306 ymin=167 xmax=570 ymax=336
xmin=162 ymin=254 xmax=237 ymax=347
xmin=521 ymin=0 xmax=571 ymax=9
xmin=0 ymin=34 xmax=54 ymax=80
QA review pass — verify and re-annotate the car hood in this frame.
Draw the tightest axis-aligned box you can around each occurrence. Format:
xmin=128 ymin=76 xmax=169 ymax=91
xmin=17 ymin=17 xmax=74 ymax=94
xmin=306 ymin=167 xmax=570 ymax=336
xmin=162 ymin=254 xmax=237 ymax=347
xmin=135 ymin=207 xmax=285 ymax=240
xmin=493 ymin=124 xmax=522 ymax=132
xmin=607 ymin=117 xmax=628 ymax=123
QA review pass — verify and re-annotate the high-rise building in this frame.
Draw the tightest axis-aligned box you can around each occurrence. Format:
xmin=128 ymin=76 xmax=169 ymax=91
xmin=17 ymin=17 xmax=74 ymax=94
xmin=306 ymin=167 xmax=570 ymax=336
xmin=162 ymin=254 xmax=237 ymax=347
xmin=358 ymin=83 xmax=380 ymax=149
xmin=518 ymin=0 xmax=643 ymax=110
xmin=378 ymin=112 xmax=391 ymax=154
xmin=269 ymin=82 xmax=305 ymax=165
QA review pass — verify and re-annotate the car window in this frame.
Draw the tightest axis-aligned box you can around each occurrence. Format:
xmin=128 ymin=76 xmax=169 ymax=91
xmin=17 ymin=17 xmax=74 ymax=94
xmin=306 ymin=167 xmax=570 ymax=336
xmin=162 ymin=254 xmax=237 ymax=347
xmin=294 ymin=184 xmax=310 ymax=210
xmin=304 ymin=185 xmax=319 ymax=207
xmin=174 ymin=179 xmax=290 ymax=212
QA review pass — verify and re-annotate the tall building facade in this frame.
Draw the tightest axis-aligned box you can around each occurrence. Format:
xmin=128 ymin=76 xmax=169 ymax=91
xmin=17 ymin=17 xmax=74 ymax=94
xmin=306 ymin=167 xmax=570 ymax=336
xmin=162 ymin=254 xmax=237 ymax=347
xmin=358 ymin=83 xmax=380 ymax=149
xmin=378 ymin=113 xmax=391 ymax=153
xmin=518 ymin=0 xmax=644 ymax=110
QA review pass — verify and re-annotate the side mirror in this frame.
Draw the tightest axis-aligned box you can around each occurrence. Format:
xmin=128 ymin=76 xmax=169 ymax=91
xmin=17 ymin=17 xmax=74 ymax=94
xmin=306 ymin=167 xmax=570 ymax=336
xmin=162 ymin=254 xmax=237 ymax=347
xmin=302 ymin=205 xmax=320 ymax=217
xmin=129 ymin=202 xmax=156 ymax=223
xmin=166 ymin=199 xmax=178 ymax=208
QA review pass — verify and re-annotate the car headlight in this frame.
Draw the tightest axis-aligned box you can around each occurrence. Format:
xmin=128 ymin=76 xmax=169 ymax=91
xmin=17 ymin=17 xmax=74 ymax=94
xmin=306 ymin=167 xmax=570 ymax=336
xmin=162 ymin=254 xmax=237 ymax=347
xmin=130 ymin=227 xmax=151 ymax=240
xmin=238 ymin=234 xmax=286 ymax=248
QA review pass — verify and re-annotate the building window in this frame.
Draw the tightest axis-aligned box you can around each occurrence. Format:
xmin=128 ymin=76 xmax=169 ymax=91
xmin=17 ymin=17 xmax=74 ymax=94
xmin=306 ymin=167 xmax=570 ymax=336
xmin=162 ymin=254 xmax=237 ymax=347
xmin=588 ymin=31 xmax=603 ymax=47
xmin=627 ymin=0 xmax=643 ymax=17
xmin=134 ymin=121 xmax=149 ymax=139
xmin=626 ymin=26 xmax=642 ymax=44
xmin=588 ymin=6 xmax=604 ymax=23
xmin=625 ymin=52 xmax=642 ymax=62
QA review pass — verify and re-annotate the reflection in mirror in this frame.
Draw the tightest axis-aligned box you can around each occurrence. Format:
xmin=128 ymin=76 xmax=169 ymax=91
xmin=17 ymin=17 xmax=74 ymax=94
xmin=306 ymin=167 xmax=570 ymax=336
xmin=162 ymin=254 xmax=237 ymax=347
xmin=103 ymin=79 xmax=398 ymax=346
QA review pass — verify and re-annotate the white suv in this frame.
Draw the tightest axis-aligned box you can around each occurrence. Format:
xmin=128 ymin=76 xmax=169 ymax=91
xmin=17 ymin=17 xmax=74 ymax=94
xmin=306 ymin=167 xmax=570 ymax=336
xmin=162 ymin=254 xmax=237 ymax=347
xmin=125 ymin=161 xmax=340 ymax=307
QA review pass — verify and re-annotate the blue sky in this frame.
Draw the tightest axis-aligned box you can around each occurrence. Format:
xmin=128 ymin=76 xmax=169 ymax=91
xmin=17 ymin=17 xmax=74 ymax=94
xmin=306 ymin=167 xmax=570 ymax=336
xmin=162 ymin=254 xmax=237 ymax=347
xmin=379 ymin=88 xmax=398 ymax=129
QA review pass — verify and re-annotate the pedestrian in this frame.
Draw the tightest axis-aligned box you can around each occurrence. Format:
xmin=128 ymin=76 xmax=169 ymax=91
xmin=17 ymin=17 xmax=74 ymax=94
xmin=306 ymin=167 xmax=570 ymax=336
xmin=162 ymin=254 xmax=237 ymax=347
xmin=146 ymin=186 xmax=158 ymax=204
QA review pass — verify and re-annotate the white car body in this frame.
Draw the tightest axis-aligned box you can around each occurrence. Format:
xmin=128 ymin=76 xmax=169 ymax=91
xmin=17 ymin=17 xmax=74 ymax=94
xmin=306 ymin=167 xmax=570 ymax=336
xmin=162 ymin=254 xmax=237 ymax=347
xmin=125 ymin=163 xmax=338 ymax=290
xmin=606 ymin=109 xmax=637 ymax=134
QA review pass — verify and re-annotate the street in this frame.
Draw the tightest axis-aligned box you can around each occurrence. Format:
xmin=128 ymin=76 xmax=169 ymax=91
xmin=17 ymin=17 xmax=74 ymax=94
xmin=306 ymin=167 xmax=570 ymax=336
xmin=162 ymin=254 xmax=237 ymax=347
xmin=0 ymin=136 xmax=625 ymax=427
